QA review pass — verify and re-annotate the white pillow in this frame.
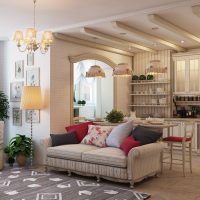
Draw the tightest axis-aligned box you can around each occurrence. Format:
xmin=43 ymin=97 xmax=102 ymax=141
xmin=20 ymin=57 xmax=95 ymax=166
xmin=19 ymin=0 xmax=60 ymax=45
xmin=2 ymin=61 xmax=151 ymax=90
xmin=106 ymin=120 xmax=133 ymax=148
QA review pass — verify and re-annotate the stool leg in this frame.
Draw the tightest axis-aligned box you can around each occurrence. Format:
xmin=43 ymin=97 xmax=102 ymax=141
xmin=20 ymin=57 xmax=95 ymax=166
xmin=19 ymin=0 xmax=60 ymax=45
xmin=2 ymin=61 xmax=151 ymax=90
xmin=170 ymin=143 xmax=173 ymax=170
xmin=182 ymin=142 xmax=186 ymax=177
xmin=189 ymin=143 xmax=192 ymax=173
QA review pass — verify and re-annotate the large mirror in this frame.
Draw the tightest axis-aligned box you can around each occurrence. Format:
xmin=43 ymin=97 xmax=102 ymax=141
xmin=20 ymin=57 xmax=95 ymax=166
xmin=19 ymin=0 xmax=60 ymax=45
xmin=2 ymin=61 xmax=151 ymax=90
xmin=73 ymin=59 xmax=114 ymax=123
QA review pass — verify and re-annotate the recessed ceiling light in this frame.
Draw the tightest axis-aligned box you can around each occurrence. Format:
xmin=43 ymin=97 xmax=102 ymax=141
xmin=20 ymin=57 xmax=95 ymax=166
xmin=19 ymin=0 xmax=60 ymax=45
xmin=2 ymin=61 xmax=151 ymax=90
xmin=181 ymin=40 xmax=185 ymax=44
xmin=120 ymin=32 xmax=127 ymax=35
xmin=152 ymin=27 xmax=159 ymax=30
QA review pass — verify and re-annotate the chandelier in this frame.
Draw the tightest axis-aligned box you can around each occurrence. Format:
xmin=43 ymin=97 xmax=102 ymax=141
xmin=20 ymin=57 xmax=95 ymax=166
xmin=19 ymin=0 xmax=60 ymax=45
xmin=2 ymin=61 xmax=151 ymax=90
xmin=13 ymin=0 xmax=53 ymax=54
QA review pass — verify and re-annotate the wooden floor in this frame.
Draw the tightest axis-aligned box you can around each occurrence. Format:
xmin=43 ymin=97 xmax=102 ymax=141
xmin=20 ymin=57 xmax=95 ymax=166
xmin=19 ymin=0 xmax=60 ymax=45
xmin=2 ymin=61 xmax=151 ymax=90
xmin=135 ymin=153 xmax=200 ymax=200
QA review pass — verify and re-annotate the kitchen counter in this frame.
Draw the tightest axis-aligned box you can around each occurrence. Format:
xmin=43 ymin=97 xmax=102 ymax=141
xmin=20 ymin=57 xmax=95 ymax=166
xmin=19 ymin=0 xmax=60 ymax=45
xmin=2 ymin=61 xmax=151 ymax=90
xmin=165 ymin=118 xmax=200 ymax=122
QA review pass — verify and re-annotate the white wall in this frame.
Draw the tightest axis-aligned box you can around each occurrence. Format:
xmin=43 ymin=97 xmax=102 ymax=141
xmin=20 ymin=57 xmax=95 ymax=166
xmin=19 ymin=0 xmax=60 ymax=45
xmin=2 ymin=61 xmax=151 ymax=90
xmin=1 ymin=41 xmax=50 ymax=165
xmin=50 ymin=38 xmax=132 ymax=133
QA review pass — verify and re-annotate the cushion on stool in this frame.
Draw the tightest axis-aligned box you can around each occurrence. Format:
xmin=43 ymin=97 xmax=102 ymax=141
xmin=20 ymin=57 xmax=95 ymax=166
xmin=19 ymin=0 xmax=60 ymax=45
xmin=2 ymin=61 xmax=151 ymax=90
xmin=163 ymin=136 xmax=191 ymax=142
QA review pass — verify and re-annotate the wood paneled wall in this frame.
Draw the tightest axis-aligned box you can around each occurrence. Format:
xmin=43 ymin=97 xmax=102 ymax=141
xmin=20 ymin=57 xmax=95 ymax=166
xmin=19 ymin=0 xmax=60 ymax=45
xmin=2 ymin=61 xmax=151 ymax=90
xmin=132 ymin=50 xmax=172 ymax=118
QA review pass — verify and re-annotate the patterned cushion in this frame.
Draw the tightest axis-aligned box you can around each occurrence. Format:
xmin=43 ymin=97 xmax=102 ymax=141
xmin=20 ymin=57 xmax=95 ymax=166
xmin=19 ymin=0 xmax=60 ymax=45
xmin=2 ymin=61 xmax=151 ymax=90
xmin=47 ymin=144 xmax=99 ymax=161
xmin=82 ymin=147 xmax=127 ymax=168
xmin=81 ymin=125 xmax=113 ymax=147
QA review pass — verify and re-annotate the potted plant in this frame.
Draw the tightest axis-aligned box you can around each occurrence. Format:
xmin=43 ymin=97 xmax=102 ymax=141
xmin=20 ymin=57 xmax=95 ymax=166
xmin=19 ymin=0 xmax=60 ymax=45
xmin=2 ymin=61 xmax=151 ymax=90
xmin=4 ymin=145 xmax=15 ymax=167
xmin=0 ymin=91 xmax=9 ymax=121
xmin=105 ymin=109 xmax=124 ymax=123
xmin=9 ymin=134 xmax=31 ymax=166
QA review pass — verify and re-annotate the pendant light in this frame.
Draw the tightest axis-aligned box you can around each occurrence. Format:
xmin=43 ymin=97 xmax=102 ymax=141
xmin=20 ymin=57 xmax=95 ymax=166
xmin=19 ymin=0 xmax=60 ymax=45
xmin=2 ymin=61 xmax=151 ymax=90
xmin=113 ymin=63 xmax=133 ymax=76
xmin=86 ymin=61 xmax=105 ymax=78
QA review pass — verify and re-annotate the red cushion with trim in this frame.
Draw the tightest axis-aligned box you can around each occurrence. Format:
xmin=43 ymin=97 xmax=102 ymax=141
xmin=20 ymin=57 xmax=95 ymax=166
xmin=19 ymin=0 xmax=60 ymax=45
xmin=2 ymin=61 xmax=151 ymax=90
xmin=65 ymin=121 xmax=93 ymax=142
xmin=120 ymin=136 xmax=141 ymax=156
xmin=163 ymin=136 xmax=191 ymax=142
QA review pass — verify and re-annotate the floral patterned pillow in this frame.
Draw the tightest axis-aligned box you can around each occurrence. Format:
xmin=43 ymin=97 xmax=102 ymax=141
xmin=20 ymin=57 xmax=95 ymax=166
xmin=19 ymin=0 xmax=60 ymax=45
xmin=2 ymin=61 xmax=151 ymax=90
xmin=81 ymin=125 xmax=113 ymax=147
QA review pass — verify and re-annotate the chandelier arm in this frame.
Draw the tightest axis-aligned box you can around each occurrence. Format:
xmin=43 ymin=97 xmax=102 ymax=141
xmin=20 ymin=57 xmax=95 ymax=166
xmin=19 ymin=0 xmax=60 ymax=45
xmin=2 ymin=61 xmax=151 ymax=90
xmin=18 ymin=45 xmax=27 ymax=52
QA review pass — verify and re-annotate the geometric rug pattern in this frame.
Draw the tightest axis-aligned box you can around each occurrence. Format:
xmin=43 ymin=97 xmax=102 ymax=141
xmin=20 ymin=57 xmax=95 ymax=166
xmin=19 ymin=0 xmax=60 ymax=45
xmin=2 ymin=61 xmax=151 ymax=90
xmin=0 ymin=168 xmax=150 ymax=200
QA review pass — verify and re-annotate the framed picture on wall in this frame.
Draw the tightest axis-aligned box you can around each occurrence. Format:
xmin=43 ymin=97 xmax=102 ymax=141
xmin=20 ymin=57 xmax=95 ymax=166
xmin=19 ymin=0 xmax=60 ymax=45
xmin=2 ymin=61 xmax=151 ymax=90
xmin=27 ymin=53 xmax=34 ymax=66
xmin=10 ymin=81 xmax=24 ymax=102
xmin=15 ymin=60 xmax=24 ymax=79
xmin=26 ymin=68 xmax=40 ymax=86
xmin=12 ymin=107 xmax=22 ymax=126
xmin=25 ymin=110 xmax=40 ymax=123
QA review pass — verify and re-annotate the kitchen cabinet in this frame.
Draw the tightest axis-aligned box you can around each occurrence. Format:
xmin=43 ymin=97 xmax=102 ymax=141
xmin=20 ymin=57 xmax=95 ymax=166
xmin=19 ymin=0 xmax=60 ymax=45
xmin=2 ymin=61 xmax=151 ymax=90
xmin=174 ymin=57 xmax=200 ymax=94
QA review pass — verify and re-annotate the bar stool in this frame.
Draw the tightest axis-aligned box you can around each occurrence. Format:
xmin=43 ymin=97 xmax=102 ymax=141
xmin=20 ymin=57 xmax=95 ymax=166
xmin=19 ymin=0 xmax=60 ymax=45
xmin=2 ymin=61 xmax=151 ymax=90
xmin=163 ymin=122 xmax=194 ymax=176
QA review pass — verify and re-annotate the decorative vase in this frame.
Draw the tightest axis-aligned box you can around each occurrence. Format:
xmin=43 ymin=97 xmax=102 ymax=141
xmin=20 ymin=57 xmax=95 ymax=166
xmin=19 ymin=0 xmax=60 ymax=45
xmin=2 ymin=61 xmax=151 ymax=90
xmin=16 ymin=153 xmax=27 ymax=166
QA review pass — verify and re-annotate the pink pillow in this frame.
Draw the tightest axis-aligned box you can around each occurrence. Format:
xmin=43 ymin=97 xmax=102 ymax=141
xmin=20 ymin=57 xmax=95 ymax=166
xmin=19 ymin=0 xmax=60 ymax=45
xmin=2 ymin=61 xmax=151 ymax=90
xmin=120 ymin=136 xmax=141 ymax=156
xmin=65 ymin=121 xmax=93 ymax=142
xmin=81 ymin=125 xmax=113 ymax=147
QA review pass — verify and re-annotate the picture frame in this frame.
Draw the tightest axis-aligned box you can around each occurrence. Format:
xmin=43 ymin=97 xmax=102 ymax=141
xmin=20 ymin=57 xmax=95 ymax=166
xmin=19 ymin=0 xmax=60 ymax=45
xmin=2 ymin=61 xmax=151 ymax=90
xmin=26 ymin=68 xmax=40 ymax=86
xmin=10 ymin=81 xmax=24 ymax=102
xmin=15 ymin=60 xmax=24 ymax=79
xmin=25 ymin=110 xmax=40 ymax=123
xmin=12 ymin=107 xmax=22 ymax=126
xmin=27 ymin=53 xmax=34 ymax=66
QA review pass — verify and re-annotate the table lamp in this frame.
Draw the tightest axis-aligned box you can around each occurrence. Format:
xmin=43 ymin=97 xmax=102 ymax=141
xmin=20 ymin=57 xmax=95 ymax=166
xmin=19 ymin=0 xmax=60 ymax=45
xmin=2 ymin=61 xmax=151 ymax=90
xmin=20 ymin=86 xmax=42 ymax=166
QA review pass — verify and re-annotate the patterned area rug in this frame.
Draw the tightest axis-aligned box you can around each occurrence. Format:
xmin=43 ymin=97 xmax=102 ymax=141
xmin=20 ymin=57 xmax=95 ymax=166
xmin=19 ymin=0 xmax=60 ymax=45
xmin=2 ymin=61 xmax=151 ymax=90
xmin=0 ymin=168 xmax=150 ymax=200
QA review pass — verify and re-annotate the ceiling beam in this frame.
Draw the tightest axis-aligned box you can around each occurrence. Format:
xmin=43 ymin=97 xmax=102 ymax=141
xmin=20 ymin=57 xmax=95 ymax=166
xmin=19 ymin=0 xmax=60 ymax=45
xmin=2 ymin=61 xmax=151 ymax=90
xmin=192 ymin=5 xmax=200 ymax=17
xmin=81 ymin=27 xmax=156 ymax=53
xmin=148 ymin=14 xmax=200 ymax=43
xmin=54 ymin=33 xmax=134 ymax=57
xmin=112 ymin=21 xmax=185 ymax=52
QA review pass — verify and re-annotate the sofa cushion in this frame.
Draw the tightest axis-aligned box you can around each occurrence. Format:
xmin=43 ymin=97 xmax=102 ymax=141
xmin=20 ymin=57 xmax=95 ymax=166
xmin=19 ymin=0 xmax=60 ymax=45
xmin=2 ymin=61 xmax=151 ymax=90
xmin=47 ymin=144 xmax=99 ymax=161
xmin=82 ymin=147 xmax=127 ymax=168
xmin=132 ymin=126 xmax=162 ymax=145
xmin=120 ymin=136 xmax=141 ymax=156
xmin=81 ymin=125 xmax=113 ymax=147
xmin=65 ymin=121 xmax=93 ymax=142
xmin=50 ymin=131 xmax=79 ymax=147
xmin=106 ymin=120 xmax=133 ymax=148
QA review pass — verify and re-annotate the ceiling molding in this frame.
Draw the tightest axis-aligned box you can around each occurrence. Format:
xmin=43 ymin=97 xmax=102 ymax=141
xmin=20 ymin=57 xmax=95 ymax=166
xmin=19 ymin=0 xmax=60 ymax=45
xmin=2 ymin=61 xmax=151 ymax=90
xmin=81 ymin=27 xmax=156 ymax=53
xmin=148 ymin=14 xmax=200 ymax=43
xmin=112 ymin=21 xmax=185 ymax=52
xmin=54 ymin=33 xmax=134 ymax=57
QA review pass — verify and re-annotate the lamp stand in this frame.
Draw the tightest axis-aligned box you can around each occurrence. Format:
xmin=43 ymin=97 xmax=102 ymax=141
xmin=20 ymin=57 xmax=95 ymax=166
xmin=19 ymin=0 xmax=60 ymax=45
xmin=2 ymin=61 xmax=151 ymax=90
xmin=30 ymin=110 xmax=33 ymax=167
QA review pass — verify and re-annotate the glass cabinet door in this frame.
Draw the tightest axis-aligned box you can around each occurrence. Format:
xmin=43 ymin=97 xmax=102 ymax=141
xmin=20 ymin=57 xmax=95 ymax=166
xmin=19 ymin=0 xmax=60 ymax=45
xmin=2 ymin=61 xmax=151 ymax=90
xmin=189 ymin=59 xmax=199 ymax=92
xmin=175 ymin=60 xmax=186 ymax=93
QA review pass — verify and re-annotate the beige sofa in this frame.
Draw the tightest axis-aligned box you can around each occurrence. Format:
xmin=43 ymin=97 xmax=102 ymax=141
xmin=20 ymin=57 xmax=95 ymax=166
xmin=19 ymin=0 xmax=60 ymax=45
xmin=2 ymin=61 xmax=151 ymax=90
xmin=42 ymin=137 xmax=164 ymax=187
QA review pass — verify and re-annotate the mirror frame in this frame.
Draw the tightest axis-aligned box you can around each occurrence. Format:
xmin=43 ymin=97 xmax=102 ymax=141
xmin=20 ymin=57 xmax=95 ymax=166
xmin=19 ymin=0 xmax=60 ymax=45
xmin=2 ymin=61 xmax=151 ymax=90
xmin=69 ymin=53 xmax=118 ymax=124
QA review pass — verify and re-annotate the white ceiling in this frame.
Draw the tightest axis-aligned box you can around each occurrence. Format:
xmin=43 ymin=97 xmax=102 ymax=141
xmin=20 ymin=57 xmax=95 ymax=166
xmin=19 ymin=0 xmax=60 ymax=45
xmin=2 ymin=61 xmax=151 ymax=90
xmin=2 ymin=0 xmax=200 ymax=52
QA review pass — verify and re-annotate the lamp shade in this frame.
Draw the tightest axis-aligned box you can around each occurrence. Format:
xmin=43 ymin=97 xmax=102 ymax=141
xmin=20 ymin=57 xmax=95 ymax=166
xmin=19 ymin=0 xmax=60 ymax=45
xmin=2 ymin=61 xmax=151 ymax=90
xmin=20 ymin=86 xmax=42 ymax=110
xmin=113 ymin=63 xmax=133 ymax=76
xmin=86 ymin=65 xmax=105 ymax=78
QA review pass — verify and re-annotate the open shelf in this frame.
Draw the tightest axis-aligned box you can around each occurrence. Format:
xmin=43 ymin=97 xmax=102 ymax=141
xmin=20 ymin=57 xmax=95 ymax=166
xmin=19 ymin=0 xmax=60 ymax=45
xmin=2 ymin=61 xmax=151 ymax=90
xmin=175 ymin=101 xmax=200 ymax=105
xmin=130 ymin=93 xmax=169 ymax=96
xmin=130 ymin=81 xmax=169 ymax=85
xmin=129 ymin=104 xmax=169 ymax=107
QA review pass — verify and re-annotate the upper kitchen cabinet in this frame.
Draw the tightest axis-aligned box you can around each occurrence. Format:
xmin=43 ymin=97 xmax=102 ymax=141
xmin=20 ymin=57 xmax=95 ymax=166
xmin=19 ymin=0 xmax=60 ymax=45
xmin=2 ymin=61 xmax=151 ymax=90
xmin=173 ymin=54 xmax=200 ymax=94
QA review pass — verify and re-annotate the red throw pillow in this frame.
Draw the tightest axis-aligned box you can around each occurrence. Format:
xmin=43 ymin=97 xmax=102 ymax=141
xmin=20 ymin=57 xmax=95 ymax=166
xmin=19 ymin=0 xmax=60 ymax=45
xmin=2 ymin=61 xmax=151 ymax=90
xmin=120 ymin=136 xmax=141 ymax=156
xmin=65 ymin=121 xmax=93 ymax=142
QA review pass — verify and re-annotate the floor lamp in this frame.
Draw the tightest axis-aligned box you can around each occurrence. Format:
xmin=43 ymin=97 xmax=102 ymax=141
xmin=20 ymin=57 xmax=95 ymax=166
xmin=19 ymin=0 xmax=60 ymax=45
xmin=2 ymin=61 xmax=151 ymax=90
xmin=20 ymin=86 xmax=42 ymax=167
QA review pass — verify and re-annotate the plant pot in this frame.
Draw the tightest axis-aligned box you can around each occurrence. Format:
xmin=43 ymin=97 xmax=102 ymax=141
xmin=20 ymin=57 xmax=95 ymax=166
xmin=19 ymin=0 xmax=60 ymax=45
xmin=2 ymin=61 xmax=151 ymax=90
xmin=16 ymin=153 xmax=27 ymax=166
xmin=7 ymin=157 xmax=15 ymax=167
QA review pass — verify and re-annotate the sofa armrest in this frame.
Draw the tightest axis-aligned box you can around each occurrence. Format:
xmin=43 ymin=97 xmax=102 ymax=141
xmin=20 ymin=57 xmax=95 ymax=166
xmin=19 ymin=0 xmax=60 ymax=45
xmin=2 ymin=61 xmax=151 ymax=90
xmin=40 ymin=137 xmax=52 ymax=165
xmin=127 ymin=142 xmax=164 ymax=181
